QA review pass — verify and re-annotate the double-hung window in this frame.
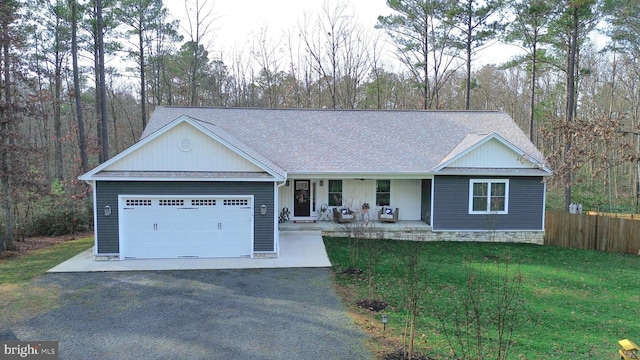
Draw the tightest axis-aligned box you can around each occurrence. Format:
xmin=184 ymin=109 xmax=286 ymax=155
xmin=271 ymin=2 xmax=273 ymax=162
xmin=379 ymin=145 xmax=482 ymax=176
xmin=469 ymin=179 xmax=509 ymax=214
xmin=376 ymin=180 xmax=391 ymax=206
xmin=328 ymin=180 xmax=343 ymax=206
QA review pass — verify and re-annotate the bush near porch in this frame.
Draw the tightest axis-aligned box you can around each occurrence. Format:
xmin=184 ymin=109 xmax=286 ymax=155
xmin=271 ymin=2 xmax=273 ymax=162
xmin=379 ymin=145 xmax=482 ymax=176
xmin=324 ymin=237 xmax=640 ymax=359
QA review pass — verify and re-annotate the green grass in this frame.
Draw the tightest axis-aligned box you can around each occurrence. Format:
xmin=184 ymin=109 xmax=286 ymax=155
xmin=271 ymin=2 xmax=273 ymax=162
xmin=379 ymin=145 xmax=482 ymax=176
xmin=324 ymin=237 xmax=640 ymax=359
xmin=0 ymin=236 xmax=94 ymax=285
xmin=0 ymin=236 xmax=93 ymax=323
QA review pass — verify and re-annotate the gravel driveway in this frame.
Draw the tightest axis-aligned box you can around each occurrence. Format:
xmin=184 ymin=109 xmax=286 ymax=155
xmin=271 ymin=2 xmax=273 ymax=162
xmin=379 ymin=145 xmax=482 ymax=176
xmin=1 ymin=268 xmax=374 ymax=360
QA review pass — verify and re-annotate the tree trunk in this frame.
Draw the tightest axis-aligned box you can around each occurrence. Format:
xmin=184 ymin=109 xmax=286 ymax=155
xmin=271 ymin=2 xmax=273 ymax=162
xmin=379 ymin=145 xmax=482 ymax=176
xmin=408 ymin=308 xmax=416 ymax=359
xmin=93 ymin=2 xmax=103 ymax=163
xmin=54 ymin=18 xmax=64 ymax=181
xmin=422 ymin=23 xmax=429 ymax=110
xmin=564 ymin=5 xmax=579 ymax=211
xmin=465 ymin=2 xmax=472 ymax=110
xmin=138 ymin=15 xmax=147 ymax=130
xmin=96 ymin=0 xmax=109 ymax=160
xmin=189 ymin=41 xmax=198 ymax=105
xmin=1 ymin=17 xmax=14 ymax=251
xmin=71 ymin=0 xmax=88 ymax=173
xmin=529 ymin=32 xmax=538 ymax=144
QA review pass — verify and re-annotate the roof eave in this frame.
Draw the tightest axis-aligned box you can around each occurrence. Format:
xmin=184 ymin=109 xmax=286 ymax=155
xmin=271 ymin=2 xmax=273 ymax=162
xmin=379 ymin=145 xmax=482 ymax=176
xmin=435 ymin=167 xmax=551 ymax=177
xmin=286 ymin=171 xmax=436 ymax=179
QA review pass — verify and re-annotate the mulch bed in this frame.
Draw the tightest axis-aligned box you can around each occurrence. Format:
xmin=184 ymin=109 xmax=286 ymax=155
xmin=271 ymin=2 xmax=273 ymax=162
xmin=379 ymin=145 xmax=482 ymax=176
xmin=356 ymin=298 xmax=388 ymax=312
xmin=0 ymin=231 xmax=92 ymax=259
xmin=342 ymin=267 xmax=364 ymax=275
xmin=381 ymin=349 xmax=435 ymax=360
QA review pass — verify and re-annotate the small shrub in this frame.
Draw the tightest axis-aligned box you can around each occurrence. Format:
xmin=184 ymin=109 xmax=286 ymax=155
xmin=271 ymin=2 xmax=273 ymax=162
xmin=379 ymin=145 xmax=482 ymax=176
xmin=22 ymin=203 xmax=91 ymax=237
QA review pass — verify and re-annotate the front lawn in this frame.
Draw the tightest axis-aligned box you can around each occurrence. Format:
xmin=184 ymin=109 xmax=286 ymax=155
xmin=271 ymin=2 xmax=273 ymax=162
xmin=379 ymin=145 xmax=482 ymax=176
xmin=0 ymin=236 xmax=93 ymax=324
xmin=324 ymin=237 xmax=640 ymax=359
xmin=0 ymin=236 xmax=94 ymax=285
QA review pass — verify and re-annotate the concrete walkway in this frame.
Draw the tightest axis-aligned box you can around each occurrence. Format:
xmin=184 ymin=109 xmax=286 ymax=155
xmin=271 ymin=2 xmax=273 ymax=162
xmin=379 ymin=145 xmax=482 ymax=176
xmin=48 ymin=231 xmax=331 ymax=272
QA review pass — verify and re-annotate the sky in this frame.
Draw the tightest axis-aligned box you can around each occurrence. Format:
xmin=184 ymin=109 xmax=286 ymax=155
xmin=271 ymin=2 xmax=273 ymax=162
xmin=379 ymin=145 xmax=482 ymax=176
xmin=165 ymin=0 xmax=394 ymax=57
xmin=163 ymin=0 xmax=522 ymax=70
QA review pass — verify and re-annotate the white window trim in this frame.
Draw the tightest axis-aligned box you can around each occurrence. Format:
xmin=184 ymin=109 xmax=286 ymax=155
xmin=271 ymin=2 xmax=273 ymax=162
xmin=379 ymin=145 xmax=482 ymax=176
xmin=328 ymin=180 xmax=343 ymax=207
xmin=468 ymin=179 xmax=509 ymax=214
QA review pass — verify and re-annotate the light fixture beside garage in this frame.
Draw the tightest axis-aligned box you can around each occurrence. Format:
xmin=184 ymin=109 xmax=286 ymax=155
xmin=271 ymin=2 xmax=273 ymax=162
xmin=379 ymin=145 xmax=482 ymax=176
xmin=178 ymin=138 xmax=192 ymax=152
xmin=261 ymin=205 xmax=267 ymax=215
xmin=104 ymin=205 xmax=111 ymax=216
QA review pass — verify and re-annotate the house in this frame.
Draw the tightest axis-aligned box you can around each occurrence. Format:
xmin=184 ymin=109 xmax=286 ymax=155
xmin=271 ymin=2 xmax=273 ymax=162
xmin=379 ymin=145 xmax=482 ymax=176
xmin=79 ymin=107 xmax=550 ymax=260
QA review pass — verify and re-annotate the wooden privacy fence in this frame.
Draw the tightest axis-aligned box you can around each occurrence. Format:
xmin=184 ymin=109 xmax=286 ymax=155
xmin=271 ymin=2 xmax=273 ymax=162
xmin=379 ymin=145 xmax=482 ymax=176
xmin=585 ymin=211 xmax=640 ymax=220
xmin=545 ymin=211 xmax=640 ymax=255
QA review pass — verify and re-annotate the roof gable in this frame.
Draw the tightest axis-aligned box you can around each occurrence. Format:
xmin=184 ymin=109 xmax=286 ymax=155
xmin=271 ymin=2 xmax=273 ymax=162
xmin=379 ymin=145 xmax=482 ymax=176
xmin=434 ymin=133 xmax=550 ymax=173
xmin=79 ymin=116 xmax=286 ymax=181
xmin=105 ymin=121 xmax=263 ymax=172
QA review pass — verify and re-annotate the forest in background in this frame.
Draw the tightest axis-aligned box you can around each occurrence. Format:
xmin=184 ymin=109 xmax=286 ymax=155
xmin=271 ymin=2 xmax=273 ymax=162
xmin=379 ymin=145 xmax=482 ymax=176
xmin=1 ymin=0 xmax=639 ymax=250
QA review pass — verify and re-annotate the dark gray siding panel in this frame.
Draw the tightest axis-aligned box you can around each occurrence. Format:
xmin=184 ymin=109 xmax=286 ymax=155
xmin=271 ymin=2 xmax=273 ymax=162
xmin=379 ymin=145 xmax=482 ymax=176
xmin=432 ymin=176 xmax=544 ymax=231
xmin=95 ymin=181 xmax=275 ymax=254
xmin=95 ymin=182 xmax=120 ymax=254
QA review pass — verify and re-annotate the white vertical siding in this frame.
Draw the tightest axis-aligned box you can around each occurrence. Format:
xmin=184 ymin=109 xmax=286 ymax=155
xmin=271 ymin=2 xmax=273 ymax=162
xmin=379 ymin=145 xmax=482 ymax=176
xmin=278 ymin=182 xmax=294 ymax=216
xmin=449 ymin=139 xmax=532 ymax=168
xmin=390 ymin=179 xmax=422 ymax=221
xmin=342 ymin=179 xmax=375 ymax=209
xmin=315 ymin=181 xmax=328 ymax=208
xmin=105 ymin=122 xmax=262 ymax=172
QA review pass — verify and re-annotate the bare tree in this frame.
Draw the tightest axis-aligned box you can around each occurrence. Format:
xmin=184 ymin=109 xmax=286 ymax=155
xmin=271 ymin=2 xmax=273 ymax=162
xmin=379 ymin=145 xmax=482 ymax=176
xmin=398 ymin=238 xmax=426 ymax=359
xmin=300 ymin=2 xmax=370 ymax=109
xmin=250 ymin=26 xmax=284 ymax=108
xmin=435 ymin=257 xmax=524 ymax=360
xmin=183 ymin=0 xmax=217 ymax=106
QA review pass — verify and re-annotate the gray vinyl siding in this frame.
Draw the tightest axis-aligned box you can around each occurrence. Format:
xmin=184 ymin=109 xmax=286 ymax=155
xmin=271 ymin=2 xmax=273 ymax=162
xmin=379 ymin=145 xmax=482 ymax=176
xmin=95 ymin=181 xmax=275 ymax=254
xmin=432 ymin=175 xmax=544 ymax=231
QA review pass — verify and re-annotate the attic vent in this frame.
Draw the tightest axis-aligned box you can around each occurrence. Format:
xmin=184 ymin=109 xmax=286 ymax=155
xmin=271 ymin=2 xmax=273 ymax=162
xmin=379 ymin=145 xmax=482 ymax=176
xmin=179 ymin=138 xmax=192 ymax=152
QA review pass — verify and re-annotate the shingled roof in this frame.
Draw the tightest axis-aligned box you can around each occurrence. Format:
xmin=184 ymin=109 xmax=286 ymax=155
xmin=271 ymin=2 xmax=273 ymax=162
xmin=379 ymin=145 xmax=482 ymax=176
xmin=144 ymin=107 xmax=547 ymax=175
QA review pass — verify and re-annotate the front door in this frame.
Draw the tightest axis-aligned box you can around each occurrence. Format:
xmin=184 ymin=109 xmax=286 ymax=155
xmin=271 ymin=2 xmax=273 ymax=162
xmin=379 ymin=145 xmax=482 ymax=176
xmin=293 ymin=180 xmax=311 ymax=217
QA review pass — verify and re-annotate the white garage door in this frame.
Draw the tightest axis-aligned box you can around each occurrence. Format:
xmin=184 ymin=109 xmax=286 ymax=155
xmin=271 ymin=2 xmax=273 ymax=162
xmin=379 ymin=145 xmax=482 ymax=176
xmin=118 ymin=195 xmax=253 ymax=259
